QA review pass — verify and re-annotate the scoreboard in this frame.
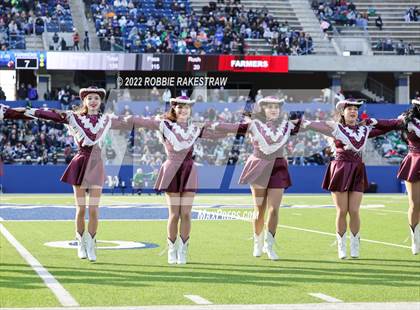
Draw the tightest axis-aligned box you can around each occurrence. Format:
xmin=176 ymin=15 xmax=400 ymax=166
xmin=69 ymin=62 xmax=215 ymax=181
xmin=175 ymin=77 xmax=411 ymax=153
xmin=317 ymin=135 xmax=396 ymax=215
xmin=0 ymin=51 xmax=288 ymax=72
xmin=45 ymin=52 xmax=288 ymax=72
xmin=0 ymin=51 xmax=46 ymax=70
xmin=137 ymin=55 xmax=288 ymax=73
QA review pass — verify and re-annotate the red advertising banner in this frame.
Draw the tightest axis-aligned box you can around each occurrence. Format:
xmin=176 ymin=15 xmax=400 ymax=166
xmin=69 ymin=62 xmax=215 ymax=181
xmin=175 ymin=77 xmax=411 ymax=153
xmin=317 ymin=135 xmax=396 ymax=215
xmin=217 ymin=55 xmax=288 ymax=73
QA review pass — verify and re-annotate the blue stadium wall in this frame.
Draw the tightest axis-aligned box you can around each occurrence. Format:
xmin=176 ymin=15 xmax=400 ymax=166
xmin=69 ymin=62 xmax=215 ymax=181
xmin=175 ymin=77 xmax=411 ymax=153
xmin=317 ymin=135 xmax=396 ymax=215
xmin=1 ymin=165 xmax=403 ymax=193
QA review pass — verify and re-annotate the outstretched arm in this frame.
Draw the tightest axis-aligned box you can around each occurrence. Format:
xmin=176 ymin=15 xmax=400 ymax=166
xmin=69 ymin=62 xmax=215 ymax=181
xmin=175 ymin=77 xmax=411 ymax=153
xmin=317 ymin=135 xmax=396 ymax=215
xmin=302 ymin=120 xmax=335 ymax=137
xmin=110 ymin=115 xmax=134 ymax=130
xmin=1 ymin=105 xmax=32 ymax=120
xmin=129 ymin=115 xmax=161 ymax=130
xmin=24 ymin=108 xmax=69 ymax=124
xmin=200 ymin=121 xmax=249 ymax=139
xmin=368 ymin=119 xmax=404 ymax=138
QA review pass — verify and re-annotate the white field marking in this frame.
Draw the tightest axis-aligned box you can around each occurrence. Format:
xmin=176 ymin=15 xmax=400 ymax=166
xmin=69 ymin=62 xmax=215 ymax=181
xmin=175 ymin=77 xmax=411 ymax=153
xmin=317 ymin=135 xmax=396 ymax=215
xmin=102 ymin=198 xmax=165 ymax=203
xmin=184 ymin=295 xmax=212 ymax=305
xmin=364 ymin=208 xmax=407 ymax=215
xmin=0 ymin=224 xmax=79 ymax=307
xmin=292 ymin=213 xmax=302 ymax=216
xmin=308 ymin=293 xmax=343 ymax=303
xmin=44 ymin=240 xmax=147 ymax=250
xmin=360 ymin=204 xmax=385 ymax=209
xmin=279 ymin=225 xmax=411 ymax=249
xmin=1 ymin=302 xmax=420 ymax=310
xmin=281 ymin=204 xmax=384 ymax=209
xmin=207 ymin=204 xmax=385 ymax=209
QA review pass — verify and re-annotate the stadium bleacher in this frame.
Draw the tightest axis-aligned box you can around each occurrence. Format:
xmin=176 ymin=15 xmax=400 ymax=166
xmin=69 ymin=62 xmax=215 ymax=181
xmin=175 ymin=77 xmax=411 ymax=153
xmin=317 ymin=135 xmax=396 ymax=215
xmin=0 ymin=0 xmax=74 ymax=51
xmin=313 ymin=0 xmax=419 ymax=55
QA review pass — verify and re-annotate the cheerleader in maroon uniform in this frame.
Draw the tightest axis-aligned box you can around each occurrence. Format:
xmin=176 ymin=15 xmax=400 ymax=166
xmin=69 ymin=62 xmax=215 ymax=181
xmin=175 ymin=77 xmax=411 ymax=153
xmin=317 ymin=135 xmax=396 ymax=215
xmin=0 ymin=104 xmax=31 ymax=176
xmin=129 ymin=96 xmax=236 ymax=264
xmin=397 ymin=97 xmax=420 ymax=254
xmin=22 ymin=87 xmax=131 ymax=262
xmin=240 ymin=97 xmax=300 ymax=260
xmin=303 ymin=99 xmax=401 ymax=259
xmin=210 ymin=96 xmax=301 ymax=260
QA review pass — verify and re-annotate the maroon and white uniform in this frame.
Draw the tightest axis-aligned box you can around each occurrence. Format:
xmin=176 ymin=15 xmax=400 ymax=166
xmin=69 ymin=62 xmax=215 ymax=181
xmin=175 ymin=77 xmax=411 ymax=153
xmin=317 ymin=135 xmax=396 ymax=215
xmin=131 ymin=116 xmax=229 ymax=192
xmin=211 ymin=118 xmax=300 ymax=188
xmin=25 ymin=108 xmax=130 ymax=187
xmin=398 ymin=117 xmax=420 ymax=182
xmin=304 ymin=119 xmax=401 ymax=192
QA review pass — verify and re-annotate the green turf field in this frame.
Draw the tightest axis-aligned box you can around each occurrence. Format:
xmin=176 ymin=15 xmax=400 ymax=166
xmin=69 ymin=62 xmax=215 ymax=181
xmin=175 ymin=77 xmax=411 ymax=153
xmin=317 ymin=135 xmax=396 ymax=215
xmin=0 ymin=194 xmax=419 ymax=308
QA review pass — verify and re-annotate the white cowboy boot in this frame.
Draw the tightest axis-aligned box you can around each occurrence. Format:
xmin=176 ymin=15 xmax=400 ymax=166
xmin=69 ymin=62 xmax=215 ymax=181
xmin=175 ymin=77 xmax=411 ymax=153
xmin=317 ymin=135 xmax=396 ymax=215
xmin=167 ymin=238 xmax=178 ymax=264
xmin=410 ymin=224 xmax=420 ymax=255
xmin=76 ymin=232 xmax=87 ymax=259
xmin=337 ymin=232 xmax=347 ymax=259
xmin=253 ymin=232 xmax=264 ymax=257
xmin=263 ymin=231 xmax=279 ymax=260
xmin=177 ymin=238 xmax=189 ymax=264
xmin=85 ymin=233 xmax=97 ymax=262
xmin=350 ymin=232 xmax=360 ymax=258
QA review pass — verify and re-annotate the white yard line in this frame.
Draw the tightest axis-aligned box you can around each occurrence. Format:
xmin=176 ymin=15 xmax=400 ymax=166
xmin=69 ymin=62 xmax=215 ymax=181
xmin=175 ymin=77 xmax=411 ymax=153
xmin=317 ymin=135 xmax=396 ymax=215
xmin=279 ymin=225 xmax=411 ymax=249
xmin=0 ymin=224 xmax=79 ymax=307
xmin=364 ymin=209 xmax=407 ymax=215
xmin=184 ymin=295 xmax=213 ymax=305
xmin=308 ymin=293 xmax=343 ymax=303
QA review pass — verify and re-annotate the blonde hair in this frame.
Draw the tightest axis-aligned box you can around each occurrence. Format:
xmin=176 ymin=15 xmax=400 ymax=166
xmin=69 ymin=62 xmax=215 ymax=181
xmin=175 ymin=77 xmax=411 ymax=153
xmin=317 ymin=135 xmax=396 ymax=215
xmin=165 ymin=106 xmax=177 ymax=122
xmin=73 ymin=101 xmax=88 ymax=115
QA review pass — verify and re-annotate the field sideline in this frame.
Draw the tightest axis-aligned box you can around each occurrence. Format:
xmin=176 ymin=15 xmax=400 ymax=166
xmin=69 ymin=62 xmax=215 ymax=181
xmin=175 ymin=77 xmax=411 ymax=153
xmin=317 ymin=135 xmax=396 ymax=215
xmin=0 ymin=194 xmax=419 ymax=309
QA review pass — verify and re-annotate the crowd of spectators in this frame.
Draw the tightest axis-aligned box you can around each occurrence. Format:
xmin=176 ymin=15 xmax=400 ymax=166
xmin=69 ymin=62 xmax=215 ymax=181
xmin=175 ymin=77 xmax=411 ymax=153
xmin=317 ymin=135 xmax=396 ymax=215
xmin=312 ymin=1 xmax=418 ymax=55
xmin=312 ymin=0 xmax=369 ymax=31
xmin=374 ymin=38 xmax=416 ymax=55
xmin=90 ymin=0 xmax=312 ymax=55
xmin=1 ymin=112 xmax=76 ymax=165
xmin=0 ymin=0 xmax=74 ymax=50
xmin=373 ymin=131 xmax=408 ymax=164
